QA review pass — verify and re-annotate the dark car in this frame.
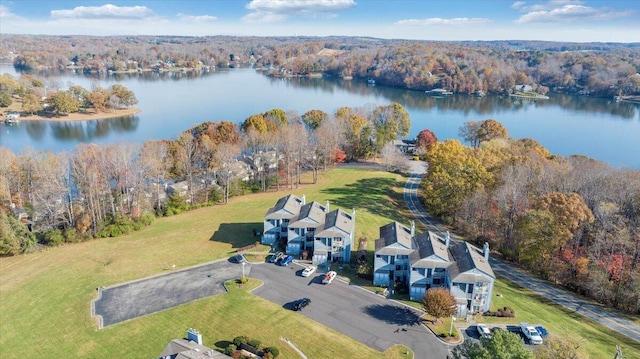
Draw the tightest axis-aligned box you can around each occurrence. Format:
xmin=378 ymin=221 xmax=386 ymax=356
xmin=534 ymin=325 xmax=549 ymax=338
xmin=278 ymin=255 xmax=294 ymax=266
xmin=269 ymin=252 xmax=284 ymax=263
xmin=293 ymin=298 xmax=311 ymax=311
xmin=234 ymin=254 xmax=246 ymax=263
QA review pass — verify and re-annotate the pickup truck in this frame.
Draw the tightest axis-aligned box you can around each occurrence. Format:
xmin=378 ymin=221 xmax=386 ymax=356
xmin=519 ymin=322 xmax=543 ymax=345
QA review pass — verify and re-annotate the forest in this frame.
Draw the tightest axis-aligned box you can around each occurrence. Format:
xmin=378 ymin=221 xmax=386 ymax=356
xmin=1 ymin=34 xmax=639 ymax=97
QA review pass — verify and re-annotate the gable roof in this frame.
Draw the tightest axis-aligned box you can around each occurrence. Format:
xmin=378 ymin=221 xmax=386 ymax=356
xmin=265 ymin=194 xmax=303 ymax=220
xmin=448 ymin=241 xmax=495 ymax=283
xmin=315 ymin=208 xmax=354 ymax=238
xmin=289 ymin=201 xmax=326 ymax=228
xmin=374 ymin=221 xmax=414 ymax=254
xmin=410 ymin=231 xmax=450 ymax=264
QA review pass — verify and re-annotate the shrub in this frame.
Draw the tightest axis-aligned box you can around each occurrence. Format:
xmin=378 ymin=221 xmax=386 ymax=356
xmin=232 ymin=336 xmax=247 ymax=347
xmin=43 ymin=229 xmax=65 ymax=246
xmin=247 ymin=339 xmax=261 ymax=349
xmin=265 ymin=347 xmax=279 ymax=358
xmin=240 ymin=277 xmax=248 ymax=284
xmin=224 ymin=344 xmax=236 ymax=355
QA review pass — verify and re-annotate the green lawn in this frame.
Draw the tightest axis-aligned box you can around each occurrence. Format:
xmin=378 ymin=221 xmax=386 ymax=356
xmin=0 ymin=167 xmax=406 ymax=358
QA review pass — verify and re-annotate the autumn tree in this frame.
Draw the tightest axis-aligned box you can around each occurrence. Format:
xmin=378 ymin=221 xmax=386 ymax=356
xmin=110 ymin=84 xmax=138 ymax=108
xmin=478 ymin=119 xmax=509 ymax=143
xmin=370 ymin=102 xmax=410 ymax=152
xmin=421 ymin=287 xmax=456 ymax=323
xmin=48 ymin=90 xmax=79 ymax=115
xmin=87 ymin=87 xmax=111 ymax=112
xmin=421 ymin=139 xmax=490 ymax=221
xmin=534 ymin=336 xmax=587 ymax=359
xmin=301 ymin=109 xmax=328 ymax=130
xmin=459 ymin=120 xmax=482 ymax=148
xmin=0 ymin=208 xmax=36 ymax=256
xmin=415 ymin=128 xmax=438 ymax=154
xmin=21 ymin=93 xmax=43 ymax=114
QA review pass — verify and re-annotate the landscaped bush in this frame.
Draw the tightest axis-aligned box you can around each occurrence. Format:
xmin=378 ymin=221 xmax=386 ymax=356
xmin=224 ymin=344 xmax=236 ymax=355
xmin=232 ymin=335 xmax=247 ymax=347
xmin=484 ymin=306 xmax=516 ymax=317
xmin=248 ymin=339 xmax=261 ymax=349
xmin=264 ymin=346 xmax=279 ymax=358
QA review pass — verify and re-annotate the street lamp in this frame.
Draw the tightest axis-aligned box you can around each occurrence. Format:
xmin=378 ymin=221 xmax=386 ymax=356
xmin=242 ymin=262 xmax=246 ymax=280
xmin=449 ymin=315 xmax=456 ymax=336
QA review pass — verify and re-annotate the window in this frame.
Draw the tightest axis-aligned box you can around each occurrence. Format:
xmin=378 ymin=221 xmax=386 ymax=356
xmin=467 ymin=284 xmax=474 ymax=294
xmin=396 ymin=265 xmax=402 ymax=270
xmin=433 ymin=278 xmax=441 ymax=285
xmin=306 ymin=227 xmax=315 ymax=232
xmin=390 ymin=256 xmax=395 ymax=265
xmin=427 ymin=269 xmax=432 ymax=277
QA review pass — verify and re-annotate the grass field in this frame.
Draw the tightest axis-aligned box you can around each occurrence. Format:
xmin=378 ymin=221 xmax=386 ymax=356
xmin=1 ymin=166 xmax=638 ymax=358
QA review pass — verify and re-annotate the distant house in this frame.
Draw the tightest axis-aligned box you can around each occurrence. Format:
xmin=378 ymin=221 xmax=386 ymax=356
xmin=373 ymin=222 xmax=495 ymax=316
xmin=312 ymin=208 xmax=356 ymax=266
xmin=262 ymin=194 xmax=305 ymax=245
xmin=392 ymin=139 xmax=416 ymax=154
xmin=159 ymin=329 xmax=231 ymax=359
xmin=286 ymin=201 xmax=329 ymax=256
xmin=514 ymin=84 xmax=533 ymax=92
xmin=167 ymin=181 xmax=189 ymax=198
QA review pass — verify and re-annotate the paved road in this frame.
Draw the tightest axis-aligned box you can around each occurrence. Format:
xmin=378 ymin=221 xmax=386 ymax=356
xmin=404 ymin=161 xmax=640 ymax=344
xmin=251 ymin=262 xmax=450 ymax=359
xmin=92 ymin=259 xmax=245 ymax=327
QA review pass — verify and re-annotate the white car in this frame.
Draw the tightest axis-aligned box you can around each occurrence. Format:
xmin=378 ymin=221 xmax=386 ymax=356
xmin=476 ymin=324 xmax=491 ymax=337
xmin=322 ymin=271 xmax=337 ymax=284
xmin=301 ymin=266 xmax=316 ymax=277
xmin=519 ymin=322 xmax=543 ymax=345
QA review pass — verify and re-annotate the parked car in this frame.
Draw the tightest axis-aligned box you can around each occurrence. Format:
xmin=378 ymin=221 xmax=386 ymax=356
xmin=301 ymin=266 xmax=316 ymax=277
xmin=322 ymin=271 xmax=337 ymax=284
xmin=293 ymin=298 xmax=311 ymax=311
xmin=519 ymin=322 xmax=543 ymax=345
xmin=476 ymin=324 xmax=491 ymax=338
xmin=269 ymin=252 xmax=284 ymax=263
xmin=534 ymin=325 xmax=549 ymax=338
xmin=233 ymin=254 xmax=246 ymax=263
xmin=278 ymin=255 xmax=294 ymax=266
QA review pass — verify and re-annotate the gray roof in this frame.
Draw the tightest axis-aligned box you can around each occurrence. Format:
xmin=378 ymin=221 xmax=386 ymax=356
xmin=289 ymin=201 xmax=326 ymax=228
xmin=315 ymin=208 xmax=354 ymax=238
xmin=159 ymin=339 xmax=231 ymax=359
xmin=264 ymin=194 xmax=303 ymax=220
xmin=374 ymin=221 xmax=414 ymax=254
xmin=410 ymin=231 xmax=449 ymax=264
xmin=448 ymin=241 xmax=495 ymax=283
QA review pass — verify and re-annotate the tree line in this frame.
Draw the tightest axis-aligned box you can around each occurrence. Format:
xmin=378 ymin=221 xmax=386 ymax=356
xmin=416 ymin=119 xmax=639 ymax=314
xmin=0 ymin=73 xmax=137 ymax=116
xmin=0 ymin=102 xmax=409 ymax=255
xmin=2 ymin=35 xmax=639 ymax=97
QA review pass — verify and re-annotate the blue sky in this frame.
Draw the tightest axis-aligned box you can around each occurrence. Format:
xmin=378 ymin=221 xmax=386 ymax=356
xmin=0 ymin=0 xmax=638 ymax=42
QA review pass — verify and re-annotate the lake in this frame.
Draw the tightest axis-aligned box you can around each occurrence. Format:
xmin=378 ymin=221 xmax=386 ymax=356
xmin=1 ymin=64 xmax=639 ymax=168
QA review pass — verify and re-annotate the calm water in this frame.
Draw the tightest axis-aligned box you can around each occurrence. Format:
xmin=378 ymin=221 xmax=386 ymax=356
xmin=1 ymin=64 xmax=639 ymax=168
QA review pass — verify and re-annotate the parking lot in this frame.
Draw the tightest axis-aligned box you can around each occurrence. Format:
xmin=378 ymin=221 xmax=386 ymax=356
xmin=92 ymin=258 xmax=246 ymax=327
xmin=250 ymin=261 xmax=450 ymax=358
xmin=458 ymin=323 xmax=540 ymax=349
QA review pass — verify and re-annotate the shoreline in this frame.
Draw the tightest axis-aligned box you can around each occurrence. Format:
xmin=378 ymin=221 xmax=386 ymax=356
xmin=3 ymin=108 xmax=141 ymax=122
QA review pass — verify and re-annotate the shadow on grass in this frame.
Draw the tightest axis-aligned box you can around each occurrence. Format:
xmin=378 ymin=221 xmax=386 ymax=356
xmin=320 ymin=177 xmax=407 ymax=221
xmin=363 ymin=304 xmax=422 ymax=326
xmin=214 ymin=340 xmax=232 ymax=351
xmin=210 ymin=222 xmax=264 ymax=250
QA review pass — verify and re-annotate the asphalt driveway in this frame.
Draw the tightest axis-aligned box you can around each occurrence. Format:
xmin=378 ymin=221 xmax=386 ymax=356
xmin=250 ymin=262 xmax=450 ymax=359
xmin=92 ymin=259 xmax=247 ymax=327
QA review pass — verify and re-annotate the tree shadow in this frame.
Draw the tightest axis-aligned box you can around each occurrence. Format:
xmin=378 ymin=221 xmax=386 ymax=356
xmin=214 ymin=340 xmax=232 ymax=350
xmin=363 ymin=304 xmax=422 ymax=326
xmin=320 ymin=177 xmax=407 ymax=221
xmin=209 ymin=222 xmax=264 ymax=250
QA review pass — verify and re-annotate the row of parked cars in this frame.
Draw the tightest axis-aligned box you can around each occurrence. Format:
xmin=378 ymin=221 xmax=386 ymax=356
xmin=268 ymin=252 xmax=294 ymax=266
xmin=475 ymin=323 xmax=548 ymax=345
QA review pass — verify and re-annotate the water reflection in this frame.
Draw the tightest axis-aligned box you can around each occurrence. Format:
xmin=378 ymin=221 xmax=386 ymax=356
xmin=48 ymin=116 xmax=139 ymax=141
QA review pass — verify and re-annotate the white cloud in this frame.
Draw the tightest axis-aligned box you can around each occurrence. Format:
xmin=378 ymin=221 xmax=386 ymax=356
xmin=0 ymin=5 xmax=20 ymax=19
xmin=513 ymin=1 xmax=634 ymax=23
xmin=51 ymin=4 xmax=155 ymax=19
xmin=396 ymin=17 xmax=491 ymax=26
xmin=243 ymin=0 xmax=356 ymax=23
xmin=177 ymin=13 xmax=217 ymax=23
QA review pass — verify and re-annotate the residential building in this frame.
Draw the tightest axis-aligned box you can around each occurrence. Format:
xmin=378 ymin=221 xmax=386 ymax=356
xmin=312 ymin=208 xmax=356 ymax=266
xmin=286 ymin=201 xmax=328 ymax=256
xmin=262 ymin=194 xmax=305 ymax=245
xmin=373 ymin=222 xmax=495 ymax=317
xmin=373 ymin=221 xmax=415 ymax=287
